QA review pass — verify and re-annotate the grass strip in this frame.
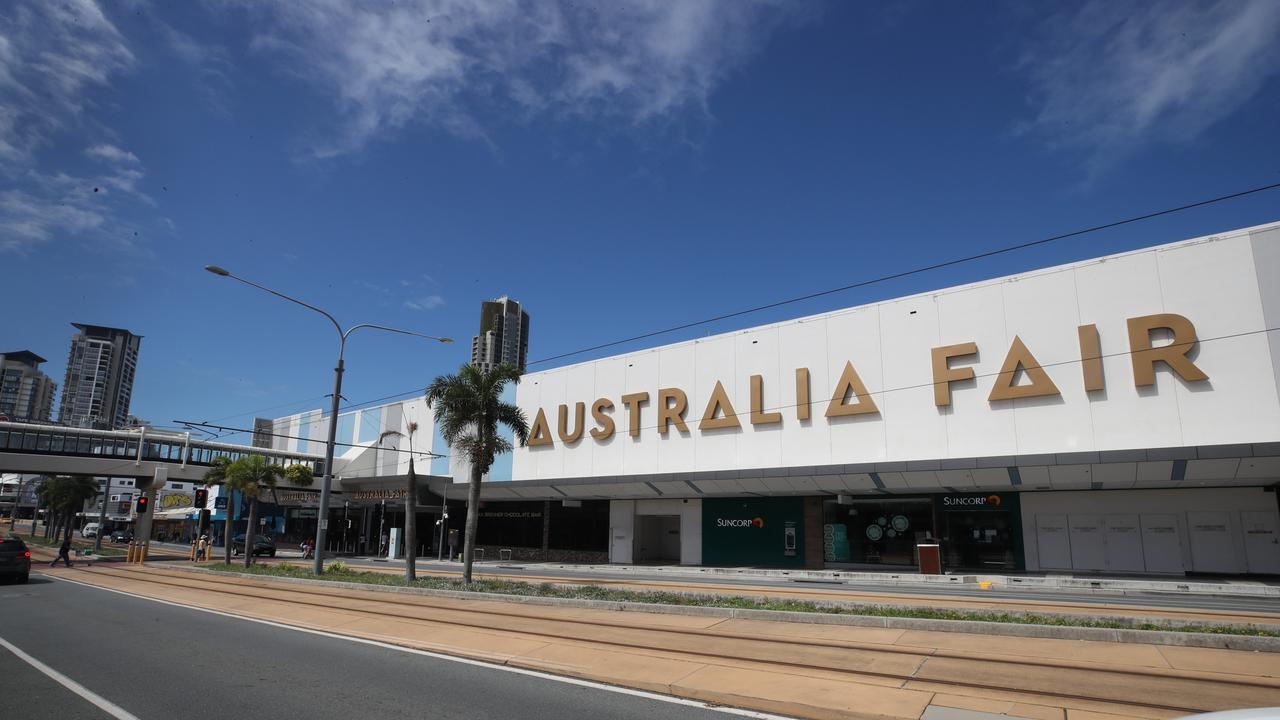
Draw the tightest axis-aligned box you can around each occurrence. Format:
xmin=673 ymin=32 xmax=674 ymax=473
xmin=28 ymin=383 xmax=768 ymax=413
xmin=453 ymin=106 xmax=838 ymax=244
xmin=205 ymin=561 xmax=1278 ymax=638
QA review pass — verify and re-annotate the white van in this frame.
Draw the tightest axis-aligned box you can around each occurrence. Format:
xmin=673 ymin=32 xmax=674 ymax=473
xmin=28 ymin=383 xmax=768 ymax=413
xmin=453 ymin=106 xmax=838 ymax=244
xmin=81 ymin=523 xmax=101 ymax=539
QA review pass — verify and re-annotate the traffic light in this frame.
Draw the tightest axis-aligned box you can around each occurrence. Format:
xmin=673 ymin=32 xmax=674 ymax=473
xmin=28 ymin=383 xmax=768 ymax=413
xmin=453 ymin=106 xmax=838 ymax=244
xmin=194 ymin=488 xmax=208 ymax=509
xmin=136 ymin=496 xmax=149 ymax=514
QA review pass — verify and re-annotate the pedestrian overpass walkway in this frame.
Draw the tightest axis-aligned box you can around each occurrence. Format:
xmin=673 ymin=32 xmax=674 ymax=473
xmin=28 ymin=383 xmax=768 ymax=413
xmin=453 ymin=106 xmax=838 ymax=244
xmin=0 ymin=420 xmax=324 ymax=483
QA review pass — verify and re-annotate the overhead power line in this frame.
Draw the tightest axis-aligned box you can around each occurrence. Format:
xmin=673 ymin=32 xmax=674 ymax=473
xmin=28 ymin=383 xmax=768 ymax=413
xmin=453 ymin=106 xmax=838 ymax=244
xmin=199 ymin=181 xmax=1280 ymax=433
xmin=527 ymin=181 xmax=1280 ymax=366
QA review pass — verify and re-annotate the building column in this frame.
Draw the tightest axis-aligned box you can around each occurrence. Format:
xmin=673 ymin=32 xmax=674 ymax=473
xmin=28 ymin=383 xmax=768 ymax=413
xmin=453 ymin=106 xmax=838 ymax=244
xmin=541 ymin=500 xmax=551 ymax=560
xmin=804 ymin=497 xmax=824 ymax=569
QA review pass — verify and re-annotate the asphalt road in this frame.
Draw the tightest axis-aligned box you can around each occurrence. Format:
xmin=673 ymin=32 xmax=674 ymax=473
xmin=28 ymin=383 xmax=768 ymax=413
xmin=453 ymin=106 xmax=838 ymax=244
xmin=0 ymin=574 xmax=768 ymax=720
xmin=336 ymin=557 xmax=1280 ymax=614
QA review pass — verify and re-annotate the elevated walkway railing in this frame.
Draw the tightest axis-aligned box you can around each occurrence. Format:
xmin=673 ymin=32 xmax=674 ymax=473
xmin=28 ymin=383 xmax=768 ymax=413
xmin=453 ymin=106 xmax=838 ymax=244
xmin=0 ymin=420 xmax=323 ymax=474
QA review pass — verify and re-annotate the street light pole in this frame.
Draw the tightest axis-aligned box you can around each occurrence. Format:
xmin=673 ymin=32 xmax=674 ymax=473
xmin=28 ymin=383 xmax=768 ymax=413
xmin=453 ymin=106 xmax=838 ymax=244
xmin=204 ymin=265 xmax=452 ymax=574
xmin=437 ymin=481 xmax=448 ymax=562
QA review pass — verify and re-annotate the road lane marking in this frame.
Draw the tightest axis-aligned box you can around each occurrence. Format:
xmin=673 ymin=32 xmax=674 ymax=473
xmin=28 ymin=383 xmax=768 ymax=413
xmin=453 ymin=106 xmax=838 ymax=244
xmin=41 ymin=573 xmax=792 ymax=719
xmin=0 ymin=633 xmax=142 ymax=720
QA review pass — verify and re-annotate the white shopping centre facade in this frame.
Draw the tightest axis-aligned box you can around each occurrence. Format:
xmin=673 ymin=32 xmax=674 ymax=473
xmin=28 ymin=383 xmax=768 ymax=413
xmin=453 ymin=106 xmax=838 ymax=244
xmin=499 ymin=221 xmax=1280 ymax=575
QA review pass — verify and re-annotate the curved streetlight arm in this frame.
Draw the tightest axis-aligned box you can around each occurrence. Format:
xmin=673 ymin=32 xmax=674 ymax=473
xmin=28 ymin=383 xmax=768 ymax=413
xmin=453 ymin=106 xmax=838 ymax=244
xmin=342 ymin=323 xmax=453 ymax=356
xmin=207 ymin=267 xmax=343 ymax=340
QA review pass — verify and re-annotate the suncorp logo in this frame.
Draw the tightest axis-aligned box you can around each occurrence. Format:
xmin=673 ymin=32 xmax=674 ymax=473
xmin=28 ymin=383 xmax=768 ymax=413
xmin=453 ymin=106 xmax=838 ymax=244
xmin=942 ymin=495 xmax=1002 ymax=507
xmin=717 ymin=516 xmax=765 ymax=529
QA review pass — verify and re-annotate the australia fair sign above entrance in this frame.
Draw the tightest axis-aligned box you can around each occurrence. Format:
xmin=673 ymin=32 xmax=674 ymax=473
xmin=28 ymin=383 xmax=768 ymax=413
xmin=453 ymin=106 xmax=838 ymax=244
xmin=524 ymin=313 xmax=1207 ymax=447
xmin=513 ymin=228 xmax=1280 ymax=479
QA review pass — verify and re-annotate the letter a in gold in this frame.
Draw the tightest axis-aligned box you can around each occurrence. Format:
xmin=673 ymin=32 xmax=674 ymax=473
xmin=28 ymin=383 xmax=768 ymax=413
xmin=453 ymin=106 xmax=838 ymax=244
xmin=825 ymin=361 xmax=879 ymax=417
xmin=528 ymin=408 xmax=554 ymax=447
xmin=699 ymin=381 xmax=742 ymax=430
xmin=988 ymin=336 xmax=1060 ymax=401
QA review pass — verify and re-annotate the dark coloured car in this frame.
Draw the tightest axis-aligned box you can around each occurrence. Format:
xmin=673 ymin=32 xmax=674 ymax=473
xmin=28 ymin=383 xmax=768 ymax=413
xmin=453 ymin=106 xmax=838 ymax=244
xmin=110 ymin=530 xmax=134 ymax=543
xmin=0 ymin=536 xmax=32 ymax=583
xmin=232 ymin=534 xmax=276 ymax=557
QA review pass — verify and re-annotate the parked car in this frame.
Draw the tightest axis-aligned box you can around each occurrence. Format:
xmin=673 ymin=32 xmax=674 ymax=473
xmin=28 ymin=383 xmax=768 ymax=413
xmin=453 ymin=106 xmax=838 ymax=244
xmin=232 ymin=534 xmax=276 ymax=557
xmin=109 ymin=530 xmax=134 ymax=543
xmin=81 ymin=523 xmax=101 ymax=539
xmin=0 ymin=536 xmax=32 ymax=583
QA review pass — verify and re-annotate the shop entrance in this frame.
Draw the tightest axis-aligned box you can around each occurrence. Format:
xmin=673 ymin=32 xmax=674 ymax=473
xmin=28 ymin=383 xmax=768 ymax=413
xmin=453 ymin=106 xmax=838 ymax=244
xmin=823 ymin=498 xmax=933 ymax=569
xmin=634 ymin=515 xmax=680 ymax=563
xmin=939 ymin=494 xmax=1021 ymax=571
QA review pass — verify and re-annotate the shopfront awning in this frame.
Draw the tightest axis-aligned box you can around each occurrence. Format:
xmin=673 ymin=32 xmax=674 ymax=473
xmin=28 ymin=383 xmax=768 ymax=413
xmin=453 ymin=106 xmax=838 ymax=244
xmin=447 ymin=441 xmax=1280 ymax=502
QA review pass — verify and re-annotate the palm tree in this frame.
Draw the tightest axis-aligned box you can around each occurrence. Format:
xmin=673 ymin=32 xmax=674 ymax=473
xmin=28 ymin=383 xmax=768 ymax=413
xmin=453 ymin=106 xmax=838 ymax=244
xmin=378 ymin=422 xmax=422 ymax=583
xmin=226 ymin=456 xmax=279 ymax=568
xmin=203 ymin=457 xmax=234 ymax=564
xmin=426 ymin=363 xmax=529 ymax=584
xmin=225 ymin=458 xmax=313 ymax=568
xmin=36 ymin=476 xmax=99 ymax=542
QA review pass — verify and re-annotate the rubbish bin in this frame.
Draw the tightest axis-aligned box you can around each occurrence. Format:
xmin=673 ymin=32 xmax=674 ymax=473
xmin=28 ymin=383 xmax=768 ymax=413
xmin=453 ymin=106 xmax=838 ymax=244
xmin=917 ymin=543 xmax=941 ymax=575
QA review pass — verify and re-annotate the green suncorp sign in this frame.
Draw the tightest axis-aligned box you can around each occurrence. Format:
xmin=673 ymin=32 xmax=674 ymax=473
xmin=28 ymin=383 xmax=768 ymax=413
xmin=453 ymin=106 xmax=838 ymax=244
xmin=702 ymin=497 xmax=804 ymax=568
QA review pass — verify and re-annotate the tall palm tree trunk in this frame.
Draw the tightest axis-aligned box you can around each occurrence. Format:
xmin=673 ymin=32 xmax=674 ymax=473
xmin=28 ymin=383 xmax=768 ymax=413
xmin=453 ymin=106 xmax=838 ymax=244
xmin=404 ymin=457 xmax=417 ymax=583
xmin=462 ymin=464 xmax=482 ymax=584
xmin=242 ymin=496 xmax=257 ymax=568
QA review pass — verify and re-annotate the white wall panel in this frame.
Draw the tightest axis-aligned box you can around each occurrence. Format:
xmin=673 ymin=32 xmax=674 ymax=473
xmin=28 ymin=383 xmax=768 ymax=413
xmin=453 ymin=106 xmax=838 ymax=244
xmin=879 ymin=297 xmax=946 ymax=460
xmin=692 ymin=336 xmax=739 ymax=471
xmin=778 ymin=319 xmax=831 ymax=465
xmin=1002 ymin=268 xmax=1092 ymax=453
xmin=621 ymin=351 xmax=659 ymax=476
xmin=1072 ymin=251 xmax=1181 ymax=450
xmin=656 ymin=344 xmax=697 ymax=473
xmin=560 ymin=363 xmax=597 ymax=479
xmin=589 ymin=357 xmax=627 ymax=477
xmin=736 ymin=328 xmax=783 ymax=469
xmin=936 ymin=282 xmax=1016 ymax=457
xmin=825 ymin=307 xmax=887 ymax=465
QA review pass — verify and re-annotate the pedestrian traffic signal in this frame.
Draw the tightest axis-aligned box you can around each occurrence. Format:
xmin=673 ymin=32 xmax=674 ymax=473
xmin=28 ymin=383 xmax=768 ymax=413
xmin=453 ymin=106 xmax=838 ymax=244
xmin=194 ymin=488 xmax=208 ymax=508
xmin=136 ymin=496 xmax=149 ymax=514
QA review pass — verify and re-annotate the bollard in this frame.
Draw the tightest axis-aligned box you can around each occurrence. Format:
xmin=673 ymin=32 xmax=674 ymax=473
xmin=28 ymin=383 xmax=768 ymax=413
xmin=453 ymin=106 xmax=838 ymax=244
xmin=126 ymin=542 xmax=134 ymax=563
xmin=140 ymin=545 xmax=147 ymax=564
xmin=190 ymin=542 xmax=197 ymax=562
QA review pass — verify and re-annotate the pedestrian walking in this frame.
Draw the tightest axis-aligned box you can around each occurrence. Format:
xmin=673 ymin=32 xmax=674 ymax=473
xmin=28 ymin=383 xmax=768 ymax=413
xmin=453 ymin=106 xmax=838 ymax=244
xmin=50 ymin=536 xmax=73 ymax=568
xmin=197 ymin=534 xmax=209 ymax=561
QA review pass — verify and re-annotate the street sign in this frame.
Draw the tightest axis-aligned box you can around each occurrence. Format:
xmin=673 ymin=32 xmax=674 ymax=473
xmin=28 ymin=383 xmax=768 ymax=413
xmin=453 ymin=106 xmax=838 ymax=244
xmin=214 ymin=496 xmax=228 ymax=510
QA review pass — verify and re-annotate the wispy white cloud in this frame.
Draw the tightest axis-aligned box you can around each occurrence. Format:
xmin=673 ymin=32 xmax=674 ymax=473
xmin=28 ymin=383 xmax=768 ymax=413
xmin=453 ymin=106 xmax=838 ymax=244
xmin=0 ymin=1 xmax=169 ymax=256
xmin=0 ymin=0 xmax=134 ymax=162
xmin=404 ymin=294 xmax=446 ymax=312
xmin=235 ymin=0 xmax=806 ymax=157
xmin=1017 ymin=0 xmax=1280 ymax=167
xmin=86 ymin=144 xmax=140 ymax=165
xmin=0 ymin=189 xmax=104 ymax=254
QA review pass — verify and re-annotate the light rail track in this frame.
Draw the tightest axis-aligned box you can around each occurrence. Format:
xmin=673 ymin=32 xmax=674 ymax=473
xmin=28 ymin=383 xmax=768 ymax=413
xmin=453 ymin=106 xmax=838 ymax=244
xmin=72 ymin=564 xmax=1280 ymax=717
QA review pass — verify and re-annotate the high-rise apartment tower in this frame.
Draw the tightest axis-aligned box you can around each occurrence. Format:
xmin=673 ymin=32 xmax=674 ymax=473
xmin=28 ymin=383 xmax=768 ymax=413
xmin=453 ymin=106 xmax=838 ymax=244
xmin=470 ymin=296 xmax=530 ymax=373
xmin=0 ymin=351 xmax=57 ymax=422
xmin=58 ymin=324 xmax=143 ymax=429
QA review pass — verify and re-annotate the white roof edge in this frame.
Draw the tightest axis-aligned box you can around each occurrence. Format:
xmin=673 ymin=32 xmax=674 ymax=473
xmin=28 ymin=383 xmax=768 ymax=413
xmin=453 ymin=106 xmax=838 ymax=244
xmin=525 ymin=219 xmax=1280 ymax=378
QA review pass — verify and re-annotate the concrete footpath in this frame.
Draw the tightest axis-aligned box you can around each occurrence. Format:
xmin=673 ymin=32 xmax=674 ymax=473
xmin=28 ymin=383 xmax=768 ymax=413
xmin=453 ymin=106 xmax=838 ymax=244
xmin=33 ymin=550 xmax=1280 ymax=720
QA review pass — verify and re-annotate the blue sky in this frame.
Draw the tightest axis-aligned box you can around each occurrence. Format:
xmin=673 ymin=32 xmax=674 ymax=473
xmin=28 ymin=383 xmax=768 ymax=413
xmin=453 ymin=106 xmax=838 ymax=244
xmin=2 ymin=0 xmax=1279 ymax=446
